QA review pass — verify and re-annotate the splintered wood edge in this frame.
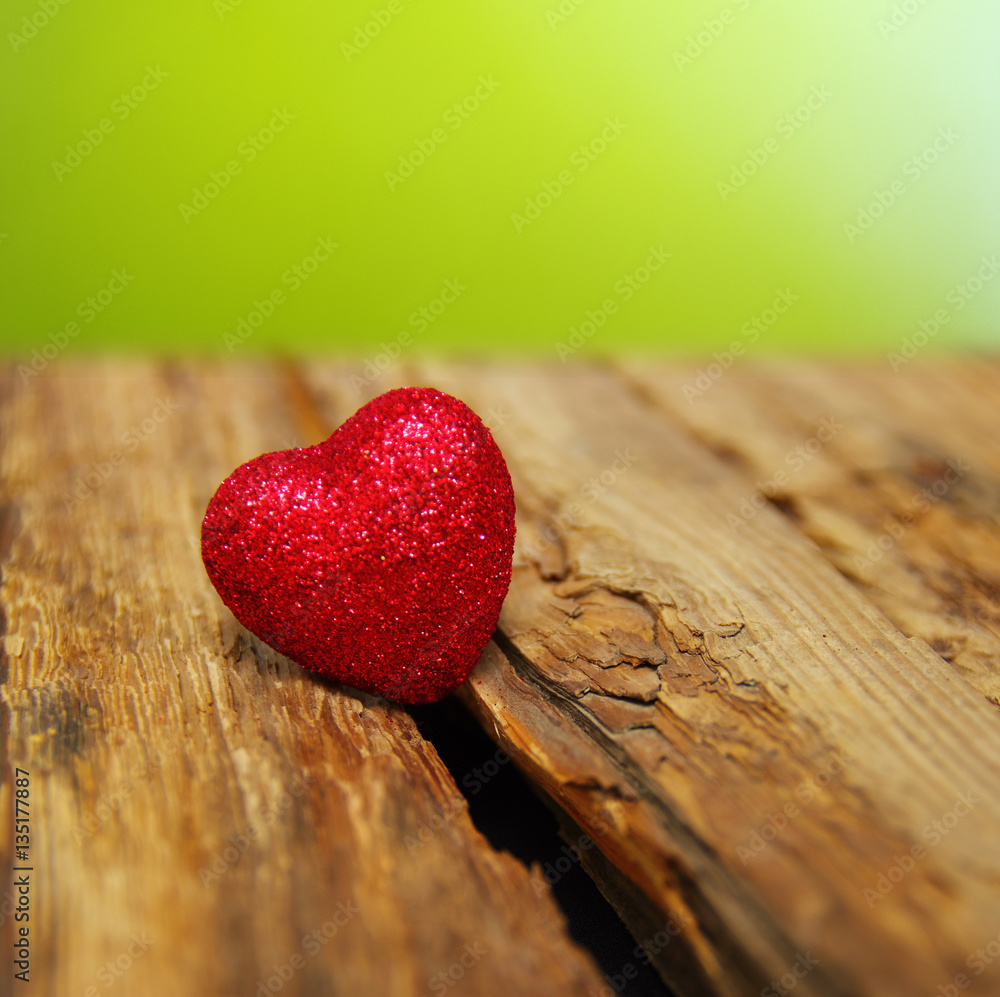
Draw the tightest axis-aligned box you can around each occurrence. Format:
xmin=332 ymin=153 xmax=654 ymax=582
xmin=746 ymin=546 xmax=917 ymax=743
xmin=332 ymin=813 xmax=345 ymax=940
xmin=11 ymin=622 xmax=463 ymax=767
xmin=460 ymin=641 xmax=824 ymax=997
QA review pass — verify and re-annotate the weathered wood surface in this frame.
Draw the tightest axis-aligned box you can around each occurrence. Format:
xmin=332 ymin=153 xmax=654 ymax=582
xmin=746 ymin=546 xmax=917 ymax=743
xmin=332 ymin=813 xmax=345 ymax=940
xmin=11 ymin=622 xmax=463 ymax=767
xmin=620 ymin=360 xmax=1000 ymax=708
xmin=0 ymin=364 xmax=606 ymax=997
xmin=304 ymin=358 xmax=1000 ymax=997
xmin=3 ymin=358 xmax=1000 ymax=997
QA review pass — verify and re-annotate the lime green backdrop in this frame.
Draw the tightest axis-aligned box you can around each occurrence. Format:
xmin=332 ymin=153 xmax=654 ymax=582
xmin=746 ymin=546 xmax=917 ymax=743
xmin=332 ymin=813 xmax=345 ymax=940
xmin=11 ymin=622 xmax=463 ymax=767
xmin=1 ymin=1 xmax=998 ymax=358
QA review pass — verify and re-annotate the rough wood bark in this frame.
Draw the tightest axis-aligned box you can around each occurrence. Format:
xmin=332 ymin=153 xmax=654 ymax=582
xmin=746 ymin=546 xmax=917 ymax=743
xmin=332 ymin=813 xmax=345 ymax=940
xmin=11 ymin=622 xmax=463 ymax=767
xmin=300 ymin=358 xmax=1000 ymax=997
xmin=0 ymin=363 xmax=606 ymax=997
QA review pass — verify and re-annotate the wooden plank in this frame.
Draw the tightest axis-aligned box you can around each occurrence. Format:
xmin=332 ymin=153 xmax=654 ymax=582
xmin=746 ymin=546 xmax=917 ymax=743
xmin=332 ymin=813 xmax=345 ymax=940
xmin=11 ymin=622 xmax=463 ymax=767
xmin=619 ymin=359 xmax=1000 ymax=707
xmin=0 ymin=363 xmax=606 ymax=997
xmin=301 ymin=359 xmax=1000 ymax=997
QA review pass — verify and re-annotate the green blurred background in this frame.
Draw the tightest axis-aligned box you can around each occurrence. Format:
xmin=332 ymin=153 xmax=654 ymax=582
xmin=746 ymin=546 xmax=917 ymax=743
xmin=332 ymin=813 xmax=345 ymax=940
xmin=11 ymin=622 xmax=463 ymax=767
xmin=1 ymin=0 xmax=998 ymax=358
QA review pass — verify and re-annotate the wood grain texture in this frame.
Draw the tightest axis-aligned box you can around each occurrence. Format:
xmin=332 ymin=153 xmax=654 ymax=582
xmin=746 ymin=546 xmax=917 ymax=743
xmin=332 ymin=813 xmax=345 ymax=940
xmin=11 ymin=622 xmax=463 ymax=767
xmin=0 ymin=363 xmax=605 ymax=997
xmin=301 ymin=358 xmax=1000 ymax=997
xmin=5 ymin=358 xmax=1000 ymax=997
xmin=619 ymin=359 xmax=1000 ymax=708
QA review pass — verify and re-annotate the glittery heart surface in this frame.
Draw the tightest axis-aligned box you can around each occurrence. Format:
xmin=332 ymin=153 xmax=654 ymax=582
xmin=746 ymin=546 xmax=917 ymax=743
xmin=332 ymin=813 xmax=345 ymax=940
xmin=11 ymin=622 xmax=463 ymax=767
xmin=201 ymin=387 xmax=515 ymax=704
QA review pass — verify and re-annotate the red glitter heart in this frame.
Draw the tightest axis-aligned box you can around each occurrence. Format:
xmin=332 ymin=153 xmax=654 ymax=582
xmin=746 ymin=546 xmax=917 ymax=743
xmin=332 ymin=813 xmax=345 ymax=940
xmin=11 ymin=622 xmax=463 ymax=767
xmin=201 ymin=387 xmax=515 ymax=704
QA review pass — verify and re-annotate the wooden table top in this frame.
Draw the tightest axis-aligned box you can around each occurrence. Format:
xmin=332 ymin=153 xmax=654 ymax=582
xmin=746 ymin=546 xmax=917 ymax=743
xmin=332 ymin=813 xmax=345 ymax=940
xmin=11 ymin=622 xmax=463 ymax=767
xmin=2 ymin=358 xmax=999 ymax=997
